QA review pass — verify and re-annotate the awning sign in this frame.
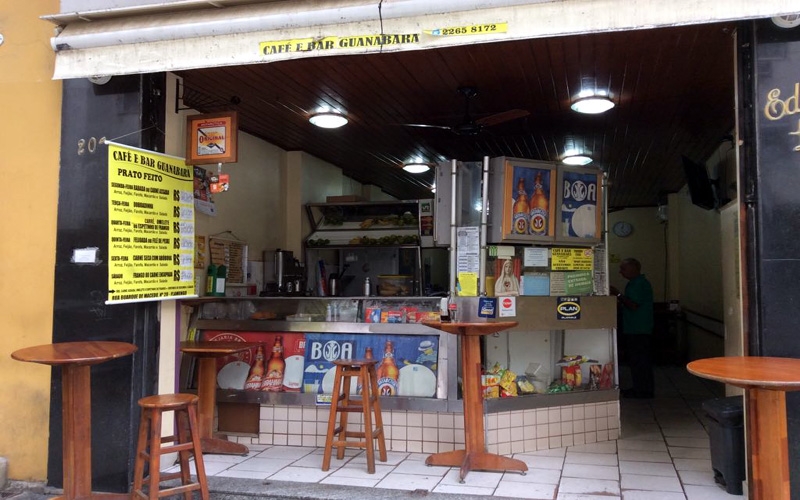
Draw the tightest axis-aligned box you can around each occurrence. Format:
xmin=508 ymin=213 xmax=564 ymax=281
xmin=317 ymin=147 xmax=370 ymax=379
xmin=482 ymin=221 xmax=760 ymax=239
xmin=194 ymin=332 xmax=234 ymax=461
xmin=424 ymin=22 xmax=508 ymax=37
xmin=260 ymin=33 xmax=421 ymax=56
xmin=107 ymin=143 xmax=196 ymax=303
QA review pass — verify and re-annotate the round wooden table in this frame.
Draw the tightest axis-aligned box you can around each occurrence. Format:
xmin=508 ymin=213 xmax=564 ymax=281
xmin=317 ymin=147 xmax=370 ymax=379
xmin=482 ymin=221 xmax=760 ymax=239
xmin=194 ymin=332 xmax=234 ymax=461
xmin=180 ymin=340 xmax=255 ymax=455
xmin=421 ymin=321 xmax=527 ymax=483
xmin=687 ymin=356 xmax=800 ymax=499
xmin=11 ymin=341 xmax=137 ymax=500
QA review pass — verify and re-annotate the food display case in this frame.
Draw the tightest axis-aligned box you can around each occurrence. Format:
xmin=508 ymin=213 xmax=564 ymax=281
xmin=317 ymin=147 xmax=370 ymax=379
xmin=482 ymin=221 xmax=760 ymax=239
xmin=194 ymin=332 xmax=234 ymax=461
xmin=304 ymin=200 xmax=432 ymax=297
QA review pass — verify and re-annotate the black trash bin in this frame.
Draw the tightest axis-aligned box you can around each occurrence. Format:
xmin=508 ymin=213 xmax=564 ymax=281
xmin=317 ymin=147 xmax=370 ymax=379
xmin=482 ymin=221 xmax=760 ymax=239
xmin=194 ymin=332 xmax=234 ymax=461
xmin=702 ymin=396 xmax=745 ymax=495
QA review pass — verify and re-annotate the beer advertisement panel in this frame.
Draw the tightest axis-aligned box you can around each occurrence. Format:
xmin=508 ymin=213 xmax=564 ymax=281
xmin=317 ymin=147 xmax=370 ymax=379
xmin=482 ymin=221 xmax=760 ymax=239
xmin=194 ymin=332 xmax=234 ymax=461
xmin=201 ymin=331 xmax=306 ymax=392
xmin=504 ymin=161 xmax=556 ymax=238
xmin=556 ymin=165 xmax=603 ymax=243
xmin=303 ymin=333 xmax=439 ymax=397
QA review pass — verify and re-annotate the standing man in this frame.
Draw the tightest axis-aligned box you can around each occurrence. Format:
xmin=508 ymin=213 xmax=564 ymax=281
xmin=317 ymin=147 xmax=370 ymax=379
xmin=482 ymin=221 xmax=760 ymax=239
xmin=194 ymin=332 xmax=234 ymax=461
xmin=610 ymin=258 xmax=654 ymax=398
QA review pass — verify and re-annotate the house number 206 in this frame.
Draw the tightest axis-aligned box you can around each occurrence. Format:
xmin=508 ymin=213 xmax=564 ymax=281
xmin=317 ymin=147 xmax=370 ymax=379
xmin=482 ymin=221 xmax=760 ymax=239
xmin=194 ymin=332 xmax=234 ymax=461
xmin=77 ymin=136 xmax=106 ymax=155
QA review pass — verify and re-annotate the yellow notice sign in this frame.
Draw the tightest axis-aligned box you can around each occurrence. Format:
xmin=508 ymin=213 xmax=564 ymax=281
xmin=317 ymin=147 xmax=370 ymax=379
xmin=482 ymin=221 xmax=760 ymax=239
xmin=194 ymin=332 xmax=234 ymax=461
xmin=424 ymin=22 xmax=508 ymax=37
xmin=457 ymin=272 xmax=478 ymax=297
xmin=107 ymin=143 xmax=196 ymax=303
xmin=550 ymin=248 xmax=594 ymax=271
xmin=260 ymin=33 xmax=421 ymax=56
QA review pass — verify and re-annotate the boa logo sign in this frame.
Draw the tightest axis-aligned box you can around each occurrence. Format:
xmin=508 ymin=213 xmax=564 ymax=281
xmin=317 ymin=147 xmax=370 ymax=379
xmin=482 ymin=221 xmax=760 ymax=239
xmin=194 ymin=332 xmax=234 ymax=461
xmin=557 ymin=296 xmax=581 ymax=320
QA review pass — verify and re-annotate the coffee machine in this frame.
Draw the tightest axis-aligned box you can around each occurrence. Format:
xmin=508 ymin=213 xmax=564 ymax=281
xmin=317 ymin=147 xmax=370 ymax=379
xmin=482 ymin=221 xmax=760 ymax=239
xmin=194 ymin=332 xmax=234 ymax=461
xmin=263 ymin=249 xmax=305 ymax=295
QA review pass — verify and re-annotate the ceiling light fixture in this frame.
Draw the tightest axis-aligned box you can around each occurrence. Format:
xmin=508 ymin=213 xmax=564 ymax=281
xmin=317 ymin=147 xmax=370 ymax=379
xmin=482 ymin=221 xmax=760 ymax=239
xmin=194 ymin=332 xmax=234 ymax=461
xmin=571 ymin=95 xmax=615 ymax=114
xmin=403 ymin=162 xmax=430 ymax=174
xmin=309 ymin=112 xmax=348 ymax=129
xmin=562 ymin=154 xmax=593 ymax=166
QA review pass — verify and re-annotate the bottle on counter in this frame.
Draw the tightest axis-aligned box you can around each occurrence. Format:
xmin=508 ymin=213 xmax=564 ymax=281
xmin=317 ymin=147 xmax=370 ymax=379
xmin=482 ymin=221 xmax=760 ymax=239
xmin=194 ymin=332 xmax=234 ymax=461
xmin=363 ymin=277 xmax=371 ymax=296
xmin=512 ymin=176 xmax=530 ymax=235
xmin=529 ymin=171 xmax=549 ymax=235
xmin=244 ymin=344 xmax=265 ymax=391
xmin=448 ymin=297 xmax=459 ymax=323
xmin=261 ymin=335 xmax=285 ymax=391
xmin=205 ymin=263 xmax=218 ymax=296
xmin=376 ymin=340 xmax=399 ymax=396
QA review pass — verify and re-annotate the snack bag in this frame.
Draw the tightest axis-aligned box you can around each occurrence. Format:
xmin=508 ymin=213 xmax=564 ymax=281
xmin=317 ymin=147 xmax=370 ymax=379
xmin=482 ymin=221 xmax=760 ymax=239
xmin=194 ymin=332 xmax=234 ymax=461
xmin=500 ymin=369 xmax=518 ymax=395
xmin=562 ymin=365 xmax=582 ymax=388
xmin=517 ymin=376 xmax=536 ymax=394
xmin=599 ymin=362 xmax=614 ymax=389
xmin=589 ymin=364 xmax=602 ymax=390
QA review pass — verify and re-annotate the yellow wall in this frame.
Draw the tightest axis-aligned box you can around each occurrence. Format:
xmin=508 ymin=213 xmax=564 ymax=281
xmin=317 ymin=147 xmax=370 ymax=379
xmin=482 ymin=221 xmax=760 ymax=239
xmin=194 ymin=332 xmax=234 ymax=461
xmin=607 ymin=207 xmax=668 ymax=302
xmin=0 ymin=0 xmax=61 ymax=481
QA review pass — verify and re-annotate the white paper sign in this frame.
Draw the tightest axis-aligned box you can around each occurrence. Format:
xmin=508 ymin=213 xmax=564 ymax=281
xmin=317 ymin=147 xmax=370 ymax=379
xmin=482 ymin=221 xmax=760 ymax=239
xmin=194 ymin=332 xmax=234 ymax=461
xmin=523 ymin=247 xmax=549 ymax=267
xmin=456 ymin=226 xmax=480 ymax=273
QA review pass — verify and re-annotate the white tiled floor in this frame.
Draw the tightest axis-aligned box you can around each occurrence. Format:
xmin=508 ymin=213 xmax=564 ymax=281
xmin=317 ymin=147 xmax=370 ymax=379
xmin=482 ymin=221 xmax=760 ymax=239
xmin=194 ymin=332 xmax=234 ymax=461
xmin=170 ymin=365 xmax=746 ymax=499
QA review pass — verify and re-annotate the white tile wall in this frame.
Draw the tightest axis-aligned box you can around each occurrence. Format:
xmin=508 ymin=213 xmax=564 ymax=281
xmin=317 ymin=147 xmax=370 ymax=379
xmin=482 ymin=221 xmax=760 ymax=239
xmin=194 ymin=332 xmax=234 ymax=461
xmin=248 ymin=400 xmax=620 ymax=455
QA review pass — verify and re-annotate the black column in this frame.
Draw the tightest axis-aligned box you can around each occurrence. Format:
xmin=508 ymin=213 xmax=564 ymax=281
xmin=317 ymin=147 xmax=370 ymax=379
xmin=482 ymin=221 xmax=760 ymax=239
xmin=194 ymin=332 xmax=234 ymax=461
xmin=49 ymin=74 xmax=165 ymax=492
xmin=738 ymin=19 xmax=800 ymax=499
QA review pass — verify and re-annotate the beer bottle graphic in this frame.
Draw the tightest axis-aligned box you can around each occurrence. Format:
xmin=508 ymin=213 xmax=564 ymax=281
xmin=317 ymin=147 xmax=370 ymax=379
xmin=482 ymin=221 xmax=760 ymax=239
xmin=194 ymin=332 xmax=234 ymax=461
xmin=376 ymin=340 xmax=399 ymax=396
xmin=244 ymin=344 xmax=265 ymax=391
xmin=357 ymin=347 xmax=374 ymax=395
xmin=261 ymin=335 xmax=285 ymax=391
xmin=529 ymin=171 xmax=549 ymax=235
xmin=512 ymin=176 xmax=530 ymax=234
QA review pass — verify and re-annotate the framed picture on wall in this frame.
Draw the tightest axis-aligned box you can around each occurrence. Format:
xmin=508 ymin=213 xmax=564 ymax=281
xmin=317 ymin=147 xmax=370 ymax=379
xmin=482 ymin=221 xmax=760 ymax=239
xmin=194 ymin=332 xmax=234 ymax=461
xmin=555 ymin=165 xmax=603 ymax=243
xmin=490 ymin=157 xmax=557 ymax=243
xmin=185 ymin=111 xmax=239 ymax=165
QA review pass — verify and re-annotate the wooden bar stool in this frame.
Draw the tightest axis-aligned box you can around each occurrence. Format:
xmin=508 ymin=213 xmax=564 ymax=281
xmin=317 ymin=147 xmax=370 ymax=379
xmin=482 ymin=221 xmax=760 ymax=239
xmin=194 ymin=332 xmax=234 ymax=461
xmin=322 ymin=357 xmax=387 ymax=474
xmin=132 ymin=394 xmax=209 ymax=500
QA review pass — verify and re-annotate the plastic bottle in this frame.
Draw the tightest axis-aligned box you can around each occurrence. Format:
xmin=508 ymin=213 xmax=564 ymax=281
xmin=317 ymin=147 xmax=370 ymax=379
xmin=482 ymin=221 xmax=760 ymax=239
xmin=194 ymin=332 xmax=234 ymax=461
xmin=205 ymin=263 xmax=218 ymax=296
xmin=244 ymin=345 xmax=265 ymax=390
xmin=376 ymin=340 xmax=399 ymax=396
xmin=261 ymin=335 xmax=285 ymax=391
xmin=448 ymin=299 xmax=459 ymax=323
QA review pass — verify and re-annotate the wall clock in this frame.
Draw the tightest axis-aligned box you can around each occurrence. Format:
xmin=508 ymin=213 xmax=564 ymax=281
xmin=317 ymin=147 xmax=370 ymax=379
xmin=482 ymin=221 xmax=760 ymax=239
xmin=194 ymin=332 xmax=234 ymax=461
xmin=612 ymin=221 xmax=633 ymax=238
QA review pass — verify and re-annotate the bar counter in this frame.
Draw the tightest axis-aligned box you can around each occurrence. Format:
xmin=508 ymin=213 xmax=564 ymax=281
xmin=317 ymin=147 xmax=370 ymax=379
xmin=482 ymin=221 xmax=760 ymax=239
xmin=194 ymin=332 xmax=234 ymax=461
xmin=178 ymin=295 xmax=620 ymax=455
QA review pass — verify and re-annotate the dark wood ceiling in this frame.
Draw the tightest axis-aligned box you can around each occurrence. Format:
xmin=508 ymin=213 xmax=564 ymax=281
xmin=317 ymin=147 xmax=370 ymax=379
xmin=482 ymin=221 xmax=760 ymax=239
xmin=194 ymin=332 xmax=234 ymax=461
xmin=177 ymin=22 xmax=736 ymax=208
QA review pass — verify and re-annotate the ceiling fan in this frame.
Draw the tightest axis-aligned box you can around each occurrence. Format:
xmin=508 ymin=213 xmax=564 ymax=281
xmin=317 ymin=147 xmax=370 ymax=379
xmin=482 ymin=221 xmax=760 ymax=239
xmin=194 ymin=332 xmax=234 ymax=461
xmin=402 ymin=86 xmax=530 ymax=136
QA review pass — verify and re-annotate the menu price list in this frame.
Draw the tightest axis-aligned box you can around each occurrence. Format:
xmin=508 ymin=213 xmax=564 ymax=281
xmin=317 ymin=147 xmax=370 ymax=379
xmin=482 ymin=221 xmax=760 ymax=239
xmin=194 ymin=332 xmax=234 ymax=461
xmin=107 ymin=144 xmax=195 ymax=303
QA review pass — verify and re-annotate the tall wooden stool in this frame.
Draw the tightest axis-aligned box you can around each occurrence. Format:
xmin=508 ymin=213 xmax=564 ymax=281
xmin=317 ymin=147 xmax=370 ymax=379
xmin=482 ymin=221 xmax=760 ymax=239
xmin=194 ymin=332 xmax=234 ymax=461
xmin=132 ymin=394 xmax=209 ymax=500
xmin=322 ymin=358 xmax=387 ymax=473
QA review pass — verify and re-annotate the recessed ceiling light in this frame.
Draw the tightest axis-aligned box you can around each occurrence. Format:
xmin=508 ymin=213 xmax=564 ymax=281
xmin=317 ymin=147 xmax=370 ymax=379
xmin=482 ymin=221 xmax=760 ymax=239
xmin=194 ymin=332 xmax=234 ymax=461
xmin=309 ymin=112 xmax=348 ymax=128
xmin=562 ymin=154 xmax=593 ymax=166
xmin=571 ymin=96 xmax=615 ymax=114
xmin=403 ymin=162 xmax=430 ymax=174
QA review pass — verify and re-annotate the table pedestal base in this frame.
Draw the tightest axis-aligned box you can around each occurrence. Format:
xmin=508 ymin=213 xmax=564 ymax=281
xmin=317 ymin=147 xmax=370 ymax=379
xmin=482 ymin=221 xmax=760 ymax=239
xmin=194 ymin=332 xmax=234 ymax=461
xmin=749 ymin=388 xmax=790 ymax=499
xmin=201 ymin=435 xmax=249 ymax=455
xmin=426 ymin=449 xmax=527 ymax=483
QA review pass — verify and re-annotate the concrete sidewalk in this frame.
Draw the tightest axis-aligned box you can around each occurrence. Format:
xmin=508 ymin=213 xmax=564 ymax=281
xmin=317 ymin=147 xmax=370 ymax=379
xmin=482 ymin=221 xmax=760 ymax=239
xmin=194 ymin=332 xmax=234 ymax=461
xmin=2 ymin=476 xmax=515 ymax=500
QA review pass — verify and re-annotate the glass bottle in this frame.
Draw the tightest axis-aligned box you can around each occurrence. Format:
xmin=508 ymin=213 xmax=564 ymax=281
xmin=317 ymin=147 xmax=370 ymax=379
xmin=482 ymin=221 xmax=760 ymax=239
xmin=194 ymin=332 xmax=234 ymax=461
xmin=376 ymin=340 xmax=399 ymax=396
xmin=261 ymin=335 xmax=285 ymax=391
xmin=244 ymin=344 xmax=265 ymax=391
xmin=512 ymin=176 xmax=530 ymax=234
xmin=205 ymin=263 xmax=218 ymax=296
xmin=529 ymin=171 xmax=549 ymax=235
